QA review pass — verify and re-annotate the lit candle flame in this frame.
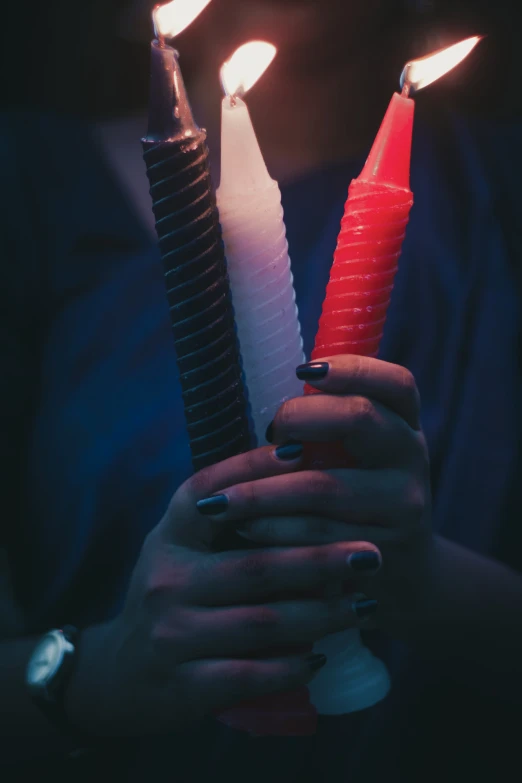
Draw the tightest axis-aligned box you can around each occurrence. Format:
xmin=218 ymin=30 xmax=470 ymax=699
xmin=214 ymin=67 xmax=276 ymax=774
xmin=221 ymin=42 xmax=277 ymax=99
xmin=153 ymin=0 xmax=213 ymax=40
xmin=400 ymin=35 xmax=482 ymax=94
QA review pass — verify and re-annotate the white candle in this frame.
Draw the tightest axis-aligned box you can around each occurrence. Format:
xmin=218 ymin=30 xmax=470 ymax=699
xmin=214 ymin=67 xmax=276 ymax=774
xmin=216 ymin=43 xmax=305 ymax=444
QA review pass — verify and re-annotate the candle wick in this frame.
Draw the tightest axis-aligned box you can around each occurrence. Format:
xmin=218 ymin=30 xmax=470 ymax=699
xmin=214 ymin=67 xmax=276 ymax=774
xmin=230 ymin=95 xmax=237 ymax=108
xmin=401 ymin=82 xmax=411 ymax=98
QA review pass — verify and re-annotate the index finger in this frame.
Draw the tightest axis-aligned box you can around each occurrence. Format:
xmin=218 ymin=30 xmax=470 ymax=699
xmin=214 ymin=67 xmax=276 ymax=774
xmin=185 ymin=540 xmax=380 ymax=606
xmin=165 ymin=442 xmax=305 ymax=547
xmin=296 ymin=355 xmax=421 ymax=430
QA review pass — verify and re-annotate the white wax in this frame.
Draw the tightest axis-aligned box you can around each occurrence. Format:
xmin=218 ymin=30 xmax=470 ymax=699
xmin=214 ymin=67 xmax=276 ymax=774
xmin=217 ymin=97 xmax=305 ymax=443
xmin=218 ymin=96 xmax=390 ymax=718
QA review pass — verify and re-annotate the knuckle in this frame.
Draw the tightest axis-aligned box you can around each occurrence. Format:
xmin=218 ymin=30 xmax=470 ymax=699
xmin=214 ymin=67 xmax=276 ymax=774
xmin=249 ymin=517 xmax=277 ymax=539
xmin=149 ymin=617 xmax=184 ymax=662
xmin=149 ymin=605 xmax=196 ymax=662
xmin=236 ymin=553 xmax=270 ymax=588
xmin=183 ymin=469 xmax=213 ymax=503
xmin=244 ymin=607 xmax=281 ymax=639
xmin=349 ymin=396 xmax=375 ymax=432
xmin=305 ymin=517 xmax=332 ymax=537
xmin=399 ymin=367 xmax=421 ymax=414
xmin=143 ymin=569 xmax=173 ymax=611
xmin=142 ymin=557 xmax=191 ymax=612
xmin=143 ymin=579 xmax=168 ymax=612
xmin=401 ymin=430 xmax=430 ymax=476
xmin=408 ymin=484 xmax=427 ymax=524
xmin=418 ymin=434 xmax=431 ymax=471
xmin=409 ymin=430 xmax=428 ymax=459
xmin=308 ymin=546 xmax=334 ymax=580
xmin=276 ymin=398 xmax=299 ymax=433
xmin=175 ymin=468 xmax=213 ymax=517
xmin=242 ymin=478 xmax=259 ymax=509
xmin=149 ymin=621 xmax=172 ymax=654
xmin=350 ymin=354 xmax=372 ymax=381
xmin=243 ymin=447 xmax=259 ymax=477
xmin=320 ymin=595 xmax=352 ymax=634
xmin=307 ymin=472 xmax=340 ymax=505
xmin=226 ymin=660 xmax=259 ymax=697
xmin=400 ymin=478 xmax=427 ymax=531
xmin=225 ymin=658 xmax=295 ymax=700
xmin=336 ymin=597 xmax=358 ymax=630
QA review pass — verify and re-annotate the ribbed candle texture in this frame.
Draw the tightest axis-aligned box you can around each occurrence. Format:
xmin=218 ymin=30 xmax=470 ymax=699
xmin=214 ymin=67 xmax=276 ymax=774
xmin=142 ymin=42 xmax=251 ymax=472
xmin=306 ymin=93 xmax=414 ymax=715
xmin=217 ymin=97 xmax=305 ymax=444
xmin=311 ymin=95 xmax=414 ymax=365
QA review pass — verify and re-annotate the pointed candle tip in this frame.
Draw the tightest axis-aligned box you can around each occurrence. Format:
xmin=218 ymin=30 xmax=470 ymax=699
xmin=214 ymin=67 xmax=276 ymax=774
xmin=358 ymin=93 xmax=414 ymax=189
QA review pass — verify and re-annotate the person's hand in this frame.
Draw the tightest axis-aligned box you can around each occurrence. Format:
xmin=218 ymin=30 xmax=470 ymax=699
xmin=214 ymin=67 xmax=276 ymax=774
xmin=64 ymin=442 xmax=383 ymax=737
xmin=218 ymin=355 xmax=433 ymax=639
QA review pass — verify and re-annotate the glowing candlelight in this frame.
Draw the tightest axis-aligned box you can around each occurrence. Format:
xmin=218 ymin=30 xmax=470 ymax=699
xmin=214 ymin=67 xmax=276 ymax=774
xmin=401 ymin=35 xmax=482 ymax=94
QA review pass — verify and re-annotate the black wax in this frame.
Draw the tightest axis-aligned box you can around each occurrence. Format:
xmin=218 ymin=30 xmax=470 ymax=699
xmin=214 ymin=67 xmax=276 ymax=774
xmin=143 ymin=43 xmax=251 ymax=472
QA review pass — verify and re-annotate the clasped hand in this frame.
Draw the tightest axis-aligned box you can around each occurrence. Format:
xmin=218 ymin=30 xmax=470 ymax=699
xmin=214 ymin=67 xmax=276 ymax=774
xmin=67 ymin=355 xmax=431 ymax=736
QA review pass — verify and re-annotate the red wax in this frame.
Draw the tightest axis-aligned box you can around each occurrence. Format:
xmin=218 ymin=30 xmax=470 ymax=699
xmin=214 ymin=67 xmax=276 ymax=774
xmin=305 ymin=93 xmax=414 ymax=467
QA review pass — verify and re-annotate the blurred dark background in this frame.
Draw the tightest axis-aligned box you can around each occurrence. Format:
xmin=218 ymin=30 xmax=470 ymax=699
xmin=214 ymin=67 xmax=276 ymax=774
xmin=2 ymin=0 xmax=522 ymax=120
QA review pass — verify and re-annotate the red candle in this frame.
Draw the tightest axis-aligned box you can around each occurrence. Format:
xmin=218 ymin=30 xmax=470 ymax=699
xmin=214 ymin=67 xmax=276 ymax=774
xmin=311 ymin=92 xmax=414 ymax=367
xmin=302 ymin=92 xmax=413 ymax=474
xmin=305 ymin=36 xmax=482 ymax=470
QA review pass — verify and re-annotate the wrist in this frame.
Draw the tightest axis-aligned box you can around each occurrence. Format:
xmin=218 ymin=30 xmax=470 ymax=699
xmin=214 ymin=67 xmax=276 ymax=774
xmin=63 ymin=620 xmax=121 ymax=738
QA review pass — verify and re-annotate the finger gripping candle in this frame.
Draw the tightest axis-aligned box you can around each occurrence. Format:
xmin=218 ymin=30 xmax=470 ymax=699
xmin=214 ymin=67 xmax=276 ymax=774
xmin=142 ymin=26 xmax=250 ymax=472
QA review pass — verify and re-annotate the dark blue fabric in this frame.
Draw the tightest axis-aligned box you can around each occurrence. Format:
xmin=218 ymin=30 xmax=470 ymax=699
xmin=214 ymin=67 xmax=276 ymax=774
xmin=1 ymin=105 xmax=521 ymax=780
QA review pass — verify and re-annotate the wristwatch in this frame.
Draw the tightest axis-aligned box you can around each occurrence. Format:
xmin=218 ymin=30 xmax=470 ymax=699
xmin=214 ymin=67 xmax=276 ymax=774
xmin=26 ymin=625 xmax=80 ymax=735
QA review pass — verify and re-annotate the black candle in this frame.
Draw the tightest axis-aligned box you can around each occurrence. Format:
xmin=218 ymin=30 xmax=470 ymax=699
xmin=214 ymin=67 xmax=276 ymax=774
xmin=142 ymin=39 xmax=251 ymax=472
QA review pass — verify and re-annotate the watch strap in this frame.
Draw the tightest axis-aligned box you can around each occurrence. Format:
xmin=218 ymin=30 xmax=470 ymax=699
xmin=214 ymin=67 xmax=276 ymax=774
xmin=29 ymin=626 xmax=82 ymax=739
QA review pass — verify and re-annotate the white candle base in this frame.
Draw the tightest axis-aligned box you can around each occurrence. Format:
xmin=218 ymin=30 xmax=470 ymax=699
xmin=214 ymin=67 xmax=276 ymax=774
xmin=307 ymin=629 xmax=390 ymax=715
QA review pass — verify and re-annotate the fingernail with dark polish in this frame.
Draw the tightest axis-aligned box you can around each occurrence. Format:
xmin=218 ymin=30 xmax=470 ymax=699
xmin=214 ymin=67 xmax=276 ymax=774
xmin=265 ymin=421 xmax=275 ymax=443
xmin=296 ymin=362 xmax=329 ymax=381
xmin=196 ymin=494 xmax=229 ymax=515
xmin=306 ymin=653 xmax=328 ymax=672
xmin=348 ymin=551 xmax=382 ymax=573
xmin=275 ymin=442 xmax=304 ymax=461
xmin=354 ymin=598 xmax=378 ymax=619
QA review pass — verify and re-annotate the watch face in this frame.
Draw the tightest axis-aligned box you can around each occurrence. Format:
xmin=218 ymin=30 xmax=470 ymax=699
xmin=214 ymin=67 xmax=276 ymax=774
xmin=27 ymin=633 xmax=64 ymax=688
